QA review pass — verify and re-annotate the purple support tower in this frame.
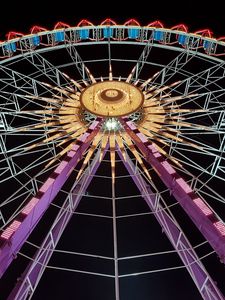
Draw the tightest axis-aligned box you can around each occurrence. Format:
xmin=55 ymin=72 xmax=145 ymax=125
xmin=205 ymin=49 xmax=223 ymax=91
xmin=120 ymin=117 xmax=225 ymax=263
xmin=7 ymin=146 xmax=107 ymax=300
xmin=117 ymin=148 xmax=225 ymax=300
xmin=0 ymin=118 xmax=102 ymax=278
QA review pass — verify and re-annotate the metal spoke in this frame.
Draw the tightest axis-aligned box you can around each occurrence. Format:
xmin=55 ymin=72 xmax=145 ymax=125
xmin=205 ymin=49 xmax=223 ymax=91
xmin=0 ymin=24 xmax=225 ymax=300
xmin=64 ymin=43 xmax=89 ymax=80
xmin=112 ymin=179 xmax=120 ymax=300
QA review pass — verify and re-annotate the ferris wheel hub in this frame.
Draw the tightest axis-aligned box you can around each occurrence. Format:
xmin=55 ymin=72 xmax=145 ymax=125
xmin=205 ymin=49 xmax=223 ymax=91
xmin=80 ymin=80 xmax=144 ymax=117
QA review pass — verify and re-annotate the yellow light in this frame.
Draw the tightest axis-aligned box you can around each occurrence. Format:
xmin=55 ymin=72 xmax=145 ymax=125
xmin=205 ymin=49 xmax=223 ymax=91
xmin=80 ymin=81 xmax=144 ymax=117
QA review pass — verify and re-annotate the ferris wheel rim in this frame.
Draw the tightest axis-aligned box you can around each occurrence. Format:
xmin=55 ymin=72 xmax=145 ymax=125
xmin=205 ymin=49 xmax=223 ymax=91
xmin=2 ymin=19 xmax=223 ymax=300
xmin=1 ymin=19 xmax=225 ymax=64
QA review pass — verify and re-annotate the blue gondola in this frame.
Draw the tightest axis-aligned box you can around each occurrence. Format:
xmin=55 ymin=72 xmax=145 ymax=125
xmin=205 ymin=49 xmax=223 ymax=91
xmin=54 ymin=31 xmax=65 ymax=42
xmin=203 ymin=39 xmax=212 ymax=50
xmin=78 ymin=29 xmax=89 ymax=40
xmin=153 ymin=30 xmax=164 ymax=41
xmin=4 ymin=42 xmax=17 ymax=52
xmin=178 ymin=34 xmax=188 ymax=46
xmin=103 ymin=27 xmax=113 ymax=38
xmin=31 ymin=35 xmax=40 ymax=46
xmin=128 ymin=28 xmax=139 ymax=39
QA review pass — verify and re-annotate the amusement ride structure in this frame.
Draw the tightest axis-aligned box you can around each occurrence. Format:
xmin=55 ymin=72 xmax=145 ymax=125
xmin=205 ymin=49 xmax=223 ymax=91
xmin=0 ymin=19 xmax=225 ymax=299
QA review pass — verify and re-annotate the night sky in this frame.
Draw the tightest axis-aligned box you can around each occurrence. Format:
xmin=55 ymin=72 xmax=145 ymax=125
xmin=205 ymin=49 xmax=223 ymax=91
xmin=1 ymin=2 xmax=225 ymax=300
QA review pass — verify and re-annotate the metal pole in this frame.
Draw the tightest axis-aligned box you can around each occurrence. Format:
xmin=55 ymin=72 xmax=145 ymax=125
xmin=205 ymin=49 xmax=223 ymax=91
xmin=117 ymin=148 xmax=225 ymax=300
xmin=112 ymin=180 xmax=120 ymax=300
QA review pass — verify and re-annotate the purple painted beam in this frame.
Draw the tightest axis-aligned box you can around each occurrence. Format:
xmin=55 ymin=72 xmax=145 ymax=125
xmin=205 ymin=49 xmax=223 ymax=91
xmin=7 ymin=146 xmax=107 ymax=300
xmin=118 ymin=148 xmax=225 ymax=300
xmin=0 ymin=118 xmax=102 ymax=278
xmin=120 ymin=118 xmax=225 ymax=263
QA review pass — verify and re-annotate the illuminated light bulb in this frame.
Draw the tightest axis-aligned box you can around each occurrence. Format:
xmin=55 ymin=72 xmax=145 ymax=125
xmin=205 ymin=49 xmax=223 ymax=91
xmin=105 ymin=118 xmax=118 ymax=130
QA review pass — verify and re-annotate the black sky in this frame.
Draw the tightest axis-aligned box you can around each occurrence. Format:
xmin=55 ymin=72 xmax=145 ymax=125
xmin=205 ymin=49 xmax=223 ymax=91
xmin=0 ymin=1 xmax=225 ymax=39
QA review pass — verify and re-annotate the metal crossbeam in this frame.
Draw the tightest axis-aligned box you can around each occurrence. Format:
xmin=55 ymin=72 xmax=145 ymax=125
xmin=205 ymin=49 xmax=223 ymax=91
xmin=118 ymin=149 xmax=225 ymax=300
xmin=211 ymin=135 xmax=225 ymax=175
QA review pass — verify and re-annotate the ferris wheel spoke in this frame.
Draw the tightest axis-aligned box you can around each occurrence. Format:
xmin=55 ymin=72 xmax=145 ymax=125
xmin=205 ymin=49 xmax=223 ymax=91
xmin=153 ymin=125 xmax=223 ymax=158
xmin=65 ymin=43 xmax=89 ymax=81
xmin=170 ymin=137 xmax=224 ymax=164
xmin=127 ymin=36 xmax=154 ymax=82
xmin=0 ymin=125 xmax=76 ymax=162
xmin=0 ymin=22 xmax=225 ymax=300
xmin=161 ymin=88 xmax=225 ymax=109
xmin=65 ymin=43 xmax=90 ymax=80
xmin=54 ymin=44 xmax=98 ymax=85
xmin=0 ymin=92 xmax=62 ymax=116
xmin=1 ymin=133 xmax=47 ymax=154
xmin=178 ymin=134 xmax=224 ymax=155
xmin=128 ymin=37 xmax=198 ymax=85
xmin=168 ymin=109 xmax=225 ymax=126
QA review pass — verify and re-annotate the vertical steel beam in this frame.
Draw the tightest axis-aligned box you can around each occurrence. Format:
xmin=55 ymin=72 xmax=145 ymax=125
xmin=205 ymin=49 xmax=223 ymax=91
xmin=112 ymin=181 xmax=120 ymax=300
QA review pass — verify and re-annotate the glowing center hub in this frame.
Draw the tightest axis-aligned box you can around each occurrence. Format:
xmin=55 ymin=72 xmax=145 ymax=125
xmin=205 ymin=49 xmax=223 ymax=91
xmin=80 ymin=81 xmax=144 ymax=117
xmin=100 ymin=89 xmax=124 ymax=102
xmin=105 ymin=118 xmax=118 ymax=130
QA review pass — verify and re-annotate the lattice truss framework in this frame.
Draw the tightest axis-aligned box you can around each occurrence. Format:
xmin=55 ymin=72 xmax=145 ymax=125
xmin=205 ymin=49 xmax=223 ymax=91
xmin=0 ymin=22 xmax=225 ymax=300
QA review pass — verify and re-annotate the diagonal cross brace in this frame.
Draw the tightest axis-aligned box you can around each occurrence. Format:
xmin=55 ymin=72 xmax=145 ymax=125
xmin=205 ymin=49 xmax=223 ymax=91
xmin=0 ymin=118 xmax=102 ymax=278
xmin=120 ymin=118 xmax=225 ymax=263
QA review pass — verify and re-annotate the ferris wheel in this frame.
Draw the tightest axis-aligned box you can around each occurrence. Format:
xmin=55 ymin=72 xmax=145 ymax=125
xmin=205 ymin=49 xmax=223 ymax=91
xmin=0 ymin=18 xmax=225 ymax=300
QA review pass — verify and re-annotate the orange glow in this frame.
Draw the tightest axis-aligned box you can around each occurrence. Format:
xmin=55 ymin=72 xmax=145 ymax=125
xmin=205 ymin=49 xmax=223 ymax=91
xmin=147 ymin=20 xmax=164 ymax=28
xmin=194 ymin=29 xmax=213 ymax=38
xmin=101 ymin=18 xmax=117 ymax=26
xmin=77 ymin=19 xmax=94 ymax=27
xmin=30 ymin=26 xmax=47 ymax=34
xmin=54 ymin=22 xmax=70 ymax=29
xmin=171 ymin=24 xmax=188 ymax=32
xmin=124 ymin=19 xmax=140 ymax=26
xmin=6 ymin=31 xmax=23 ymax=40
